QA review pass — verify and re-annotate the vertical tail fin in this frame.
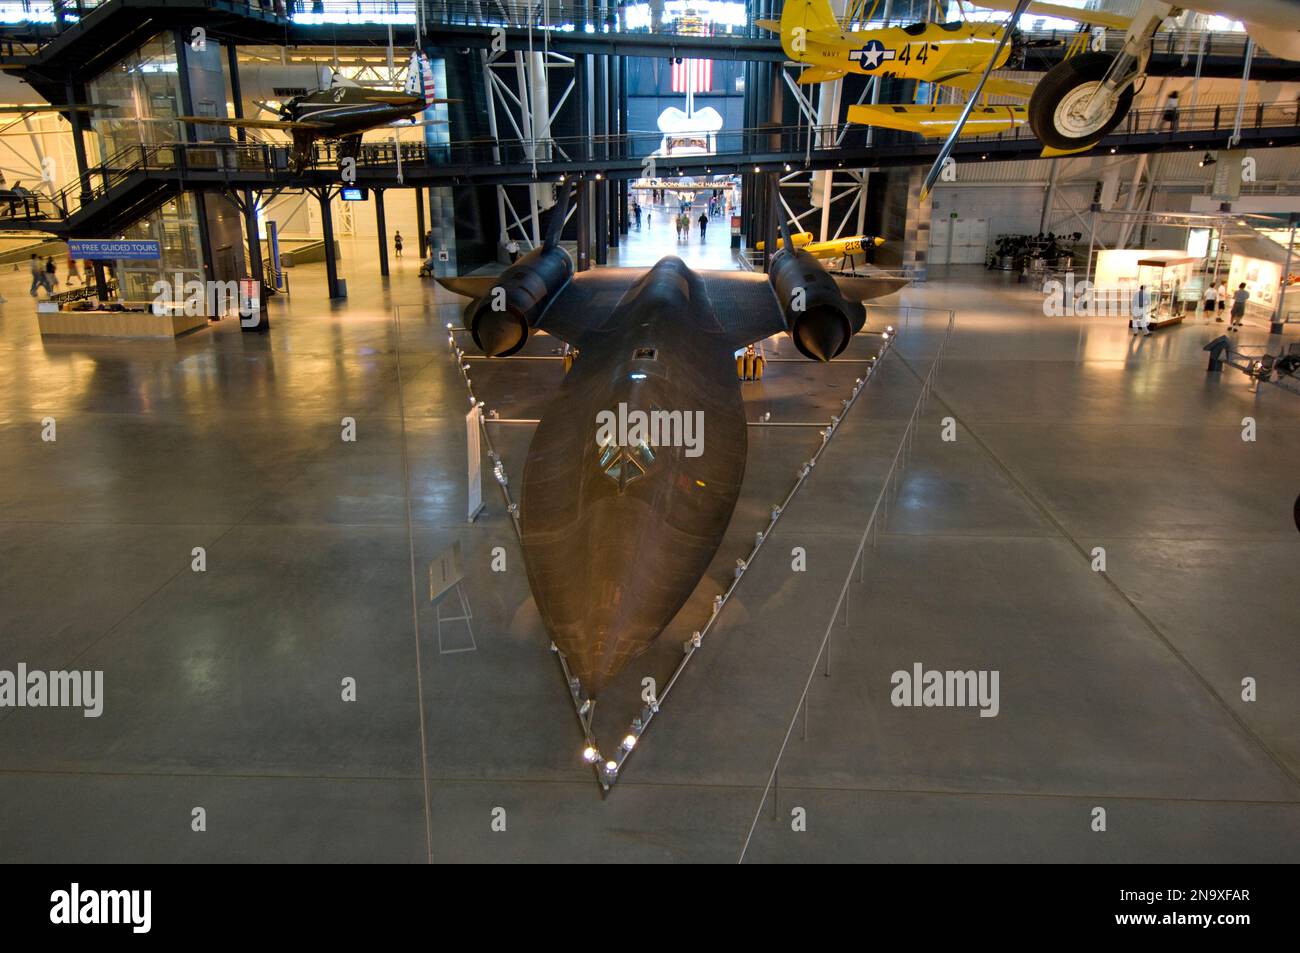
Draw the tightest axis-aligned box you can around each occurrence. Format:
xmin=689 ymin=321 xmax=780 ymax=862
xmin=783 ymin=0 xmax=842 ymax=36
xmin=405 ymin=52 xmax=437 ymax=107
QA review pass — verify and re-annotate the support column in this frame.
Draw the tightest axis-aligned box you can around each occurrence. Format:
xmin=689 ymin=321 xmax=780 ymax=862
xmin=175 ymin=30 xmax=213 ymax=283
xmin=227 ymin=42 xmax=247 ymax=143
xmin=242 ymin=189 xmax=267 ymax=332
xmin=376 ymin=188 xmax=390 ymax=277
xmin=764 ymin=173 xmax=779 ymax=273
xmin=1038 ymin=158 xmax=1061 ymax=234
xmin=901 ymin=167 xmax=933 ymax=281
xmin=64 ymin=80 xmax=92 ymax=200
xmin=1272 ymin=217 xmax=1295 ymax=335
xmin=319 ymin=189 xmax=342 ymax=299
xmin=64 ymin=78 xmax=105 ymax=297
xmin=618 ymin=57 xmax=629 ymax=237
xmin=576 ymin=179 xmax=591 ymax=272
xmin=415 ymin=187 xmax=426 ymax=259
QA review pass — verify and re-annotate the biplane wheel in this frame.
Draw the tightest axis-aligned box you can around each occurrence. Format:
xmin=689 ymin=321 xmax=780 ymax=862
xmin=1028 ymin=52 xmax=1134 ymax=151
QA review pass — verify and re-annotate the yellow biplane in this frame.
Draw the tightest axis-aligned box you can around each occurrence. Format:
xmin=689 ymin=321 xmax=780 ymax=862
xmin=764 ymin=0 xmax=1300 ymax=198
xmin=754 ymin=232 xmax=885 ymax=261
xmin=759 ymin=0 xmax=1135 ymax=141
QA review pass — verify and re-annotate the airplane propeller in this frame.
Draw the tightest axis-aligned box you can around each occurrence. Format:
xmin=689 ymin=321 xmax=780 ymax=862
xmin=919 ymin=0 xmax=1034 ymax=200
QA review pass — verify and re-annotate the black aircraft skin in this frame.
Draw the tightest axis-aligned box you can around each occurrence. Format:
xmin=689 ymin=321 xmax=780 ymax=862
xmin=282 ymin=85 xmax=428 ymax=146
xmin=174 ymin=83 xmax=449 ymax=173
xmin=440 ymin=190 xmax=905 ymax=700
xmin=522 ymin=257 xmax=749 ymax=696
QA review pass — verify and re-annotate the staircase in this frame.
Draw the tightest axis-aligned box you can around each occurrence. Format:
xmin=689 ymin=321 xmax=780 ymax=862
xmin=0 ymin=145 xmax=180 ymax=237
xmin=1 ymin=0 xmax=286 ymax=103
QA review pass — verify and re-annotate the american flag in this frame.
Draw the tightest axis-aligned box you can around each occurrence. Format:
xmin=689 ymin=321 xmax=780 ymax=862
xmin=671 ymin=59 xmax=713 ymax=94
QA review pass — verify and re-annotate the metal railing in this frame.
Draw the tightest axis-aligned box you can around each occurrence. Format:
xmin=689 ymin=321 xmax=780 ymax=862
xmin=5 ymin=96 xmax=1295 ymax=228
xmin=737 ymin=306 xmax=955 ymax=863
xmin=2 ymin=2 xmax=1268 ymax=63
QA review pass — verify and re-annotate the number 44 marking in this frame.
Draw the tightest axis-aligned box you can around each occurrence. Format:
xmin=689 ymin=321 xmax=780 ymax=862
xmin=898 ymin=44 xmax=933 ymax=66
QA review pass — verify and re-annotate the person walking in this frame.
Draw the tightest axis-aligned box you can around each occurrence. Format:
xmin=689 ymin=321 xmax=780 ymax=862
xmin=1217 ymin=280 xmax=1227 ymax=319
xmin=29 ymin=254 xmax=47 ymax=297
xmin=698 ymin=211 xmax=709 ymax=240
xmin=1204 ymin=280 xmax=1219 ymax=320
xmin=633 ymin=202 xmax=642 ymax=230
xmin=45 ymin=256 xmax=59 ymax=292
xmin=1230 ymin=282 xmax=1249 ymax=330
xmin=394 ymin=231 xmax=403 ymax=259
xmin=1132 ymin=284 xmax=1152 ymax=336
xmin=1161 ymin=90 xmax=1180 ymax=133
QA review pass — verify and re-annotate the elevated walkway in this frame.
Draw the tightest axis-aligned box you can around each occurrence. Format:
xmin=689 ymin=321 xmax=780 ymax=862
xmin=3 ymin=2 xmax=1293 ymax=78
xmin=0 ymin=0 xmax=283 ymax=102
xmin=1 ymin=99 xmax=1296 ymax=238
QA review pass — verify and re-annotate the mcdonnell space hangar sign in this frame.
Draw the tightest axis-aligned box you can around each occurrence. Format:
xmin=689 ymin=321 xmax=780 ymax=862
xmin=67 ymin=239 xmax=161 ymax=261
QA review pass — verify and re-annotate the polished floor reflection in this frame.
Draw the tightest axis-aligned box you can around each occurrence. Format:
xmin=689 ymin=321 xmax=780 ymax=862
xmin=0 ymin=243 xmax=1297 ymax=862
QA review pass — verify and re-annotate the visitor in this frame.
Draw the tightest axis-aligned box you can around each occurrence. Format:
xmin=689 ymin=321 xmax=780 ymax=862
xmin=633 ymin=203 xmax=641 ymax=229
xmin=1204 ymin=281 xmax=1219 ymax=321
xmin=394 ymin=231 xmax=403 ymax=258
xmin=1230 ymin=282 xmax=1249 ymax=330
xmin=1217 ymin=280 xmax=1227 ymax=319
xmin=28 ymin=254 xmax=48 ymax=297
xmin=45 ymin=256 xmax=58 ymax=291
xmin=698 ymin=211 xmax=708 ymax=239
xmin=1161 ymin=90 xmax=1180 ymax=134
xmin=1132 ymin=284 xmax=1152 ymax=336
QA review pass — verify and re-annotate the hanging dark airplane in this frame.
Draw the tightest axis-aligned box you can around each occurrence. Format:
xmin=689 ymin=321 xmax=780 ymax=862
xmin=438 ymin=188 xmax=907 ymax=703
xmin=167 ymin=54 xmax=454 ymax=173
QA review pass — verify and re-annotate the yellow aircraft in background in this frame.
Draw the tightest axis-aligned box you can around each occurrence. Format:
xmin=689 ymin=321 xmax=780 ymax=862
xmin=755 ymin=232 xmax=885 ymax=261
xmin=759 ymin=0 xmax=1135 ymax=140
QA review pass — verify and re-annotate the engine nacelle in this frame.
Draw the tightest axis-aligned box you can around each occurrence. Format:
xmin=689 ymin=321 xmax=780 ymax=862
xmin=465 ymin=246 xmax=573 ymax=357
xmin=767 ymin=247 xmax=866 ymax=362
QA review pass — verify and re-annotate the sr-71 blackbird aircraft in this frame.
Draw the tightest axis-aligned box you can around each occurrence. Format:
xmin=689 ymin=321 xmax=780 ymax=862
xmin=439 ymin=188 xmax=906 ymax=701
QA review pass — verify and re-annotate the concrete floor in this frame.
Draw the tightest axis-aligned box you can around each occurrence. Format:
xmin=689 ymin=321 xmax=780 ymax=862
xmin=0 ymin=227 xmax=1297 ymax=863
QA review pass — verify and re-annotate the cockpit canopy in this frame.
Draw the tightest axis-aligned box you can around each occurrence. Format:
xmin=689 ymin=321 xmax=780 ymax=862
xmin=598 ymin=437 xmax=656 ymax=490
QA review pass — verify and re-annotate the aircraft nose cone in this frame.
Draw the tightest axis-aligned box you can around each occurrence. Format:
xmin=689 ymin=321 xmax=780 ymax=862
xmin=792 ymin=309 xmax=850 ymax=362
xmin=523 ymin=487 xmax=696 ymax=701
xmin=563 ymin=607 xmax=661 ymax=700
xmin=473 ymin=309 xmax=527 ymax=357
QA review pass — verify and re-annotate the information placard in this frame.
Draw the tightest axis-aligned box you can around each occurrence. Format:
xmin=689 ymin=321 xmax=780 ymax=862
xmin=67 ymin=239 xmax=161 ymax=261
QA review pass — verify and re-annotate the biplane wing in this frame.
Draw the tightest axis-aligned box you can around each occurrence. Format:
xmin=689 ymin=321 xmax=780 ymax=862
xmin=963 ymin=0 xmax=1132 ymax=30
xmin=937 ymin=72 xmax=1036 ymax=99
xmin=848 ymin=102 xmax=1027 ymax=136
xmin=796 ymin=66 xmax=850 ymax=84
